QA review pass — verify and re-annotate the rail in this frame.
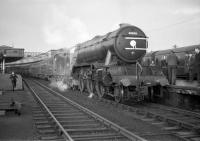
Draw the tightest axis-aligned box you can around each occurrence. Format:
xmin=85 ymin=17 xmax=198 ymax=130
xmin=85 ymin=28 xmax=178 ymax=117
xmin=24 ymin=80 xmax=74 ymax=141
xmin=34 ymin=80 xmax=147 ymax=141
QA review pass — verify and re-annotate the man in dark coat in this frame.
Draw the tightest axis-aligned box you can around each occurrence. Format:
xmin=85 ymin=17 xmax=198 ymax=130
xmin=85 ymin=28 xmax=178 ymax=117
xmin=167 ymin=50 xmax=178 ymax=85
xmin=10 ymin=72 xmax=18 ymax=91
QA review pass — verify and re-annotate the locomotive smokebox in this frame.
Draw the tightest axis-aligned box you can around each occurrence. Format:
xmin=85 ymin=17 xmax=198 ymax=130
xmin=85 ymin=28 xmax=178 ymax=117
xmin=75 ymin=24 xmax=147 ymax=64
xmin=113 ymin=25 xmax=147 ymax=62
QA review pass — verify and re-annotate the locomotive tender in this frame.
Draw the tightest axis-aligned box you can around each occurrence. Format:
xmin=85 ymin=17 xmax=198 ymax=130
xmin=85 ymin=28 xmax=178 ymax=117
xmin=71 ymin=24 xmax=149 ymax=102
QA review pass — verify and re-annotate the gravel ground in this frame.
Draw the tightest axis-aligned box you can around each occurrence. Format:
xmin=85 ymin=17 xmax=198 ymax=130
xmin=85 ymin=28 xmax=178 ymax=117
xmin=40 ymin=79 xmax=184 ymax=141
xmin=0 ymin=85 xmax=37 ymax=140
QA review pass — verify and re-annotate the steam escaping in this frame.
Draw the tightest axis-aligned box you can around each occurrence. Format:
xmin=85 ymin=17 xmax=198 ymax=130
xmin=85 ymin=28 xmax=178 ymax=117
xmin=49 ymin=80 xmax=68 ymax=92
xmin=88 ymin=92 xmax=94 ymax=98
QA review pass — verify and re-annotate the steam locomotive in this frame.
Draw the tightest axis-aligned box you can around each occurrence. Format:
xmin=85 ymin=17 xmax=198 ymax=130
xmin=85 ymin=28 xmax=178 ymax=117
xmin=6 ymin=24 xmax=169 ymax=102
xmin=142 ymin=44 xmax=200 ymax=79
xmin=70 ymin=24 xmax=168 ymax=102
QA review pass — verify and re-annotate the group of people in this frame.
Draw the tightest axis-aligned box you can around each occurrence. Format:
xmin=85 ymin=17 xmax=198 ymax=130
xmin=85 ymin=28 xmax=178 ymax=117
xmin=188 ymin=48 xmax=200 ymax=83
xmin=167 ymin=48 xmax=200 ymax=85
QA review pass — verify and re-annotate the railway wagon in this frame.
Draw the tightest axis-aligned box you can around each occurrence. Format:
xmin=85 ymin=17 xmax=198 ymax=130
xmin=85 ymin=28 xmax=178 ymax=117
xmin=28 ymin=50 xmax=70 ymax=81
xmin=142 ymin=44 xmax=200 ymax=79
xmin=71 ymin=24 xmax=168 ymax=102
xmin=6 ymin=49 xmax=71 ymax=81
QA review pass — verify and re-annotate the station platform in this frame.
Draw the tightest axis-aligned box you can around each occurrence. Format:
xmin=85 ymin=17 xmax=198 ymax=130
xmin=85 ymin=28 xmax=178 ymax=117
xmin=176 ymin=79 xmax=200 ymax=88
xmin=0 ymin=73 xmax=23 ymax=91
xmin=166 ymin=79 xmax=200 ymax=96
xmin=0 ymin=85 xmax=35 ymax=140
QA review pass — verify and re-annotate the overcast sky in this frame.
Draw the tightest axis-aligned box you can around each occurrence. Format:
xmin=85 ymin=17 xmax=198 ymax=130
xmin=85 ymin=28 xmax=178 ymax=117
xmin=0 ymin=0 xmax=200 ymax=52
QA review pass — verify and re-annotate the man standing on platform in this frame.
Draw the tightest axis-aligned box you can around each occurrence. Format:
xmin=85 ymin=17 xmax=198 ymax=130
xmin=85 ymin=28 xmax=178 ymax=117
xmin=10 ymin=72 xmax=18 ymax=91
xmin=167 ymin=50 xmax=178 ymax=85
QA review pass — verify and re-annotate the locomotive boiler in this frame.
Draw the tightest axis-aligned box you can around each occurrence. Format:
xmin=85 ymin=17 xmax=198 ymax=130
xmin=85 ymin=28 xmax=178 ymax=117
xmin=71 ymin=24 xmax=148 ymax=102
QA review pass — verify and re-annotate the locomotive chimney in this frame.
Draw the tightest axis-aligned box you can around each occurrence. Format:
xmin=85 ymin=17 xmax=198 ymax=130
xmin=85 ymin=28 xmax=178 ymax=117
xmin=119 ymin=23 xmax=131 ymax=27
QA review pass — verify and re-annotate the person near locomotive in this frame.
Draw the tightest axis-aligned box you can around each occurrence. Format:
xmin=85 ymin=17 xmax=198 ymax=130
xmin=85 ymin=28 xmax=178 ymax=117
xmin=194 ymin=48 xmax=200 ymax=83
xmin=167 ymin=50 xmax=178 ymax=85
xmin=9 ymin=72 xmax=18 ymax=91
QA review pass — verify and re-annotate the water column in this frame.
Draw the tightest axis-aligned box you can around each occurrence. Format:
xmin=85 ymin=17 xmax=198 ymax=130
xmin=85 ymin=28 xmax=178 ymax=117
xmin=2 ymin=56 xmax=5 ymax=74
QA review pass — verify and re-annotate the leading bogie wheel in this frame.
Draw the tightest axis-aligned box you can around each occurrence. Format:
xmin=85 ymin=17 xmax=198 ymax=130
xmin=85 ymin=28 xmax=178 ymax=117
xmin=95 ymin=82 xmax=106 ymax=98
xmin=114 ymin=85 xmax=124 ymax=103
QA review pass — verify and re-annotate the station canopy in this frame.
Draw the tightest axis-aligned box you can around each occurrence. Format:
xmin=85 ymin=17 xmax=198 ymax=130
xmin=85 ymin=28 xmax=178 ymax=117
xmin=0 ymin=45 xmax=24 ymax=63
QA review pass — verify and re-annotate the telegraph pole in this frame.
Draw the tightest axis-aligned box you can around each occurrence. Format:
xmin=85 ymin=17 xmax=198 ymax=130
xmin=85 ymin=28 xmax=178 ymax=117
xmin=1 ymin=54 xmax=6 ymax=74
xmin=0 ymin=52 xmax=6 ymax=74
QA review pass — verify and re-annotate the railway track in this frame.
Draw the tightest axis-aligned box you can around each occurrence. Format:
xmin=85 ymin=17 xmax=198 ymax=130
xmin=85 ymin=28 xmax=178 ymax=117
xmin=94 ymin=97 xmax=200 ymax=141
xmin=24 ymin=79 xmax=147 ymax=141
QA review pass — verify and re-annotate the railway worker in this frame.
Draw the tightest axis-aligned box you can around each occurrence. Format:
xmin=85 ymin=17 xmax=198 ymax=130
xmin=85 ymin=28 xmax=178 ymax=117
xmin=150 ymin=60 xmax=155 ymax=66
xmin=194 ymin=48 xmax=200 ymax=83
xmin=167 ymin=50 xmax=178 ymax=85
xmin=9 ymin=72 xmax=18 ymax=91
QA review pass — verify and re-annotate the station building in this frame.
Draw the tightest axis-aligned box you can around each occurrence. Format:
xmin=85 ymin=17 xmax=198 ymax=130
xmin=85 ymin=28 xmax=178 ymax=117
xmin=0 ymin=45 xmax=24 ymax=73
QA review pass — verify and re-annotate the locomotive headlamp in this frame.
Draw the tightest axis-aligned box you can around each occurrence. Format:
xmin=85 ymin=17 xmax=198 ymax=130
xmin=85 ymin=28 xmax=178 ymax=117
xmin=130 ymin=40 xmax=136 ymax=48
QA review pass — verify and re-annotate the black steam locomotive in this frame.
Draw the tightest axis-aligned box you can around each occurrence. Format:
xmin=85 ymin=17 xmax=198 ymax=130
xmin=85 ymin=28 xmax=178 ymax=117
xmin=71 ymin=24 xmax=168 ymax=102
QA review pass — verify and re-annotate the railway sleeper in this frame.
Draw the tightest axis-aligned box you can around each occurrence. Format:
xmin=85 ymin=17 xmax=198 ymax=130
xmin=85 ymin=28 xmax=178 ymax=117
xmin=46 ymin=104 xmax=71 ymax=107
xmin=141 ymin=117 xmax=155 ymax=122
xmin=65 ymin=127 xmax=108 ymax=133
xmin=162 ymin=126 xmax=181 ymax=131
xmin=63 ymin=123 xmax=104 ymax=129
xmin=33 ymin=114 xmax=47 ymax=118
xmin=71 ymin=133 xmax=126 ymax=141
xmin=53 ymin=112 xmax=85 ymax=116
xmin=35 ymin=120 xmax=49 ymax=125
xmin=151 ymin=121 xmax=166 ymax=126
xmin=140 ymin=111 xmax=192 ymax=130
xmin=50 ymin=109 xmax=80 ymax=113
xmin=56 ymin=116 xmax=90 ymax=121
xmin=67 ymin=129 xmax=115 ymax=135
xmin=39 ymin=128 xmax=57 ymax=134
xmin=176 ymin=131 xmax=200 ymax=138
xmin=55 ymin=114 xmax=88 ymax=118
xmin=59 ymin=119 xmax=97 ymax=124
xmin=36 ymin=124 xmax=54 ymax=129
xmin=41 ymin=136 xmax=65 ymax=141
xmin=49 ymin=107 xmax=76 ymax=110
xmin=165 ymin=118 xmax=199 ymax=131
xmin=45 ymin=102 xmax=67 ymax=105
xmin=34 ymin=116 xmax=49 ymax=120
